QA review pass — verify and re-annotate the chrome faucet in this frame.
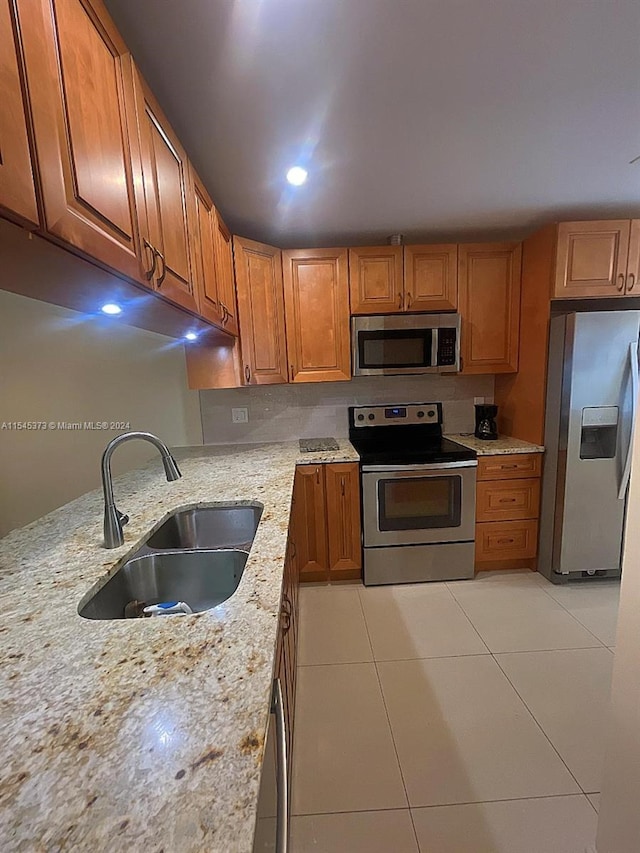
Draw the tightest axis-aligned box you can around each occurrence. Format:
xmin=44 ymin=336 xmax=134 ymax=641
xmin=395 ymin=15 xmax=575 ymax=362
xmin=101 ymin=431 xmax=181 ymax=548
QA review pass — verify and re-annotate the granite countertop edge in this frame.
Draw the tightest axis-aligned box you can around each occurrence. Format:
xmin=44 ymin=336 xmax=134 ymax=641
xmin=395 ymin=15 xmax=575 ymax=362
xmin=446 ymin=434 xmax=545 ymax=455
xmin=0 ymin=439 xmax=358 ymax=852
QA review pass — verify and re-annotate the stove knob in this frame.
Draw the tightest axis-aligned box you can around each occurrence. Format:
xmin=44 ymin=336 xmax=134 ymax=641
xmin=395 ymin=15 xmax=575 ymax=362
xmin=368 ymin=413 xmax=375 ymax=421
xmin=427 ymin=409 xmax=435 ymax=417
xmin=357 ymin=414 xmax=365 ymax=422
xmin=417 ymin=411 xmax=425 ymax=418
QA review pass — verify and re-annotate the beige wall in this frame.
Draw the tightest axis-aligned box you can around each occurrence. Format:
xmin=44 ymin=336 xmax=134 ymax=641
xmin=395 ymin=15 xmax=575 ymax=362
xmin=0 ymin=290 xmax=202 ymax=538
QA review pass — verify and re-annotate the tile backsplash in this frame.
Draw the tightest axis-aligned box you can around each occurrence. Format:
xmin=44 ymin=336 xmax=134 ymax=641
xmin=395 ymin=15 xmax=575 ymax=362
xmin=200 ymin=374 xmax=494 ymax=444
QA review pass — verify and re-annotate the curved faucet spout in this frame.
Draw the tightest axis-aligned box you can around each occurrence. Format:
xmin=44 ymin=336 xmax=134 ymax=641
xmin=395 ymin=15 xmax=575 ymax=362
xmin=101 ymin=431 xmax=182 ymax=548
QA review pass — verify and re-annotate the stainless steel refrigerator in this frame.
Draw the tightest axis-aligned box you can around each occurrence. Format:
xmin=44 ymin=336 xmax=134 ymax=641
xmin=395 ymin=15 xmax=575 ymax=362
xmin=539 ymin=310 xmax=640 ymax=582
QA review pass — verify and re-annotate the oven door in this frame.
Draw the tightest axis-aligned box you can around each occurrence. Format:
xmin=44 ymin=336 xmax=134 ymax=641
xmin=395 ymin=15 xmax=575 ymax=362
xmin=361 ymin=462 xmax=477 ymax=547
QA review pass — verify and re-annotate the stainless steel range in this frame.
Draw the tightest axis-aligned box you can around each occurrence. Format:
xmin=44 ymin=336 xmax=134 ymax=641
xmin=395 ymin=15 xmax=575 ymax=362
xmin=349 ymin=403 xmax=477 ymax=585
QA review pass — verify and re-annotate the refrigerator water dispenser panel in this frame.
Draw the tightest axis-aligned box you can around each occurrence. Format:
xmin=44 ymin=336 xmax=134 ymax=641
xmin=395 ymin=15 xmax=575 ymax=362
xmin=580 ymin=407 xmax=619 ymax=460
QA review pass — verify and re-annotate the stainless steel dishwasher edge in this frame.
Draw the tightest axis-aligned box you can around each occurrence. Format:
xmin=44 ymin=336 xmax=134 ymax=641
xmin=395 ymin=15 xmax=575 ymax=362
xmin=253 ymin=678 xmax=289 ymax=853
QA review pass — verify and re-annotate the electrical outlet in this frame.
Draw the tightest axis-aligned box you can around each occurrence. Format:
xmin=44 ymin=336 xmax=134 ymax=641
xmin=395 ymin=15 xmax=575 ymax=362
xmin=232 ymin=407 xmax=249 ymax=424
xmin=473 ymin=397 xmax=485 ymax=405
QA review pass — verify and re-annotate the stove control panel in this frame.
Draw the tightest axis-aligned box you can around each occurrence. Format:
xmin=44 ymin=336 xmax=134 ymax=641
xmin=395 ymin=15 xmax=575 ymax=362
xmin=351 ymin=403 xmax=441 ymax=427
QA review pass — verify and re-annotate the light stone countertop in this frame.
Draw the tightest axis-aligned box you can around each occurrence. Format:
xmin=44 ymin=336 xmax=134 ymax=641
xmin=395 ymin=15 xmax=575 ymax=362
xmin=446 ymin=434 xmax=545 ymax=456
xmin=0 ymin=439 xmax=356 ymax=853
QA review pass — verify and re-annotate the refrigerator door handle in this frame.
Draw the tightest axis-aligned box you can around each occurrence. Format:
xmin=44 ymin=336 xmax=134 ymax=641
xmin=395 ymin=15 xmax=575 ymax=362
xmin=618 ymin=341 xmax=639 ymax=500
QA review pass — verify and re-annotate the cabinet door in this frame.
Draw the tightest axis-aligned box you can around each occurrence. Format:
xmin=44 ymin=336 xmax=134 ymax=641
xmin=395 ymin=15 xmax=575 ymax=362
xmin=18 ymin=0 xmax=143 ymax=278
xmin=233 ymin=236 xmax=288 ymax=384
xmin=191 ymin=172 xmax=224 ymax=327
xmin=349 ymin=246 xmax=403 ymax=314
xmin=283 ymin=248 xmax=350 ymax=382
xmin=404 ymin=244 xmax=458 ymax=311
xmin=0 ymin=0 xmax=38 ymax=228
xmin=554 ymin=221 xmax=631 ymax=298
xmin=325 ymin=462 xmax=362 ymax=580
xmin=130 ymin=65 xmax=198 ymax=312
xmin=291 ymin=465 xmax=328 ymax=582
xmin=625 ymin=220 xmax=640 ymax=296
xmin=459 ymin=243 xmax=522 ymax=374
xmin=213 ymin=212 xmax=239 ymax=337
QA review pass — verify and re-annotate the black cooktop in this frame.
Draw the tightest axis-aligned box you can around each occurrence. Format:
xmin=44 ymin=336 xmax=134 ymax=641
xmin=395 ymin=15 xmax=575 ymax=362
xmin=348 ymin=402 xmax=477 ymax=466
xmin=351 ymin=435 xmax=476 ymax=466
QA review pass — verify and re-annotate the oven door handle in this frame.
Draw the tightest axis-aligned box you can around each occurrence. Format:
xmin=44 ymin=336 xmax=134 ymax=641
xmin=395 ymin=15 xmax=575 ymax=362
xmin=361 ymin=460 xmax=477 ymax=473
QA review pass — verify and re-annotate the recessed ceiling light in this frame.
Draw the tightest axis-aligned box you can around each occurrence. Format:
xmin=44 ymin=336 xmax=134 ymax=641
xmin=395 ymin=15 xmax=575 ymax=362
xmin=101 ymin=303 xmax=122 ymax=315
xmin=184 ymin=331 xmax=198 ymax=341
xmin=286 ymin=166 xmax=308 ymax=186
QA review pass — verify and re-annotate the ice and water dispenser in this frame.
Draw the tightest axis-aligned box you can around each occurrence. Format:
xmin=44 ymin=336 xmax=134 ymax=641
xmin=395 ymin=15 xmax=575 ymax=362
xmin=579 ymin=407 xmax=619 ymax=459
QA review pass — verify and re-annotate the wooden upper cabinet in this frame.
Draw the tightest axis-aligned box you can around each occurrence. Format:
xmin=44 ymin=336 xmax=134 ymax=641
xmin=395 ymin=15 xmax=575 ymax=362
xmin=233 ymin=236 xmax=287 ymax=384
xmin=190 ymin=172 xmax=224 ymax=327
xmin=324 ymin=462 xmax=362 ymax=580
xmin=283 ymin=248 xmax=351 ymax=382
xmin=17 ymin=0 xmax=143 ymax=279
xmin=213 ymin=212 xmax=239 ymax=336
xmin=554 ymin=220 xmax=640 ymax=299
xmin=349 ymin=246 xmax=403 ymax=314
xmin=127 ymin=63 xmax=198 ymax=313
xmin=0 ymin=0 xmax=39 ymax=228
xmin=459 ymin=242 xmax=522 ymax=374
xmin=291 ymin=465 xmax=329 ymax=582
xmin=404 ymin=244 xmax=458 ymax=311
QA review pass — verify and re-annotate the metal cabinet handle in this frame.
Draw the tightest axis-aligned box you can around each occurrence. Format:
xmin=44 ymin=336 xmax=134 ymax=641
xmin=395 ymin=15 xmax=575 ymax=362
xmin=500 ymin=464 xmax=519 ymax=470
xmin=290 ymin=364 xmax=295 ymax=381
xmin=628 ymin=273 xmax=636 ymax=291
xmin=143 ymin=239 xmax=157 ymax=280
xmin=244 ymin=365 xmax=251 ymax=383
xmin=498 ymin=497 xmax=517 ymax=503
xmin=156 ymin=250 xmax=167 ymax=286
xmin=497 ymin=537 xmax=515 ymax=545
xmin=617 ymin=273 xmax=625 ymax=291
xmin=406 ymin=291 xmax=413 ymax=309
xmin=397 ymin=291 xmax=403 ymax=310
xmin=340 ymin=476 xmax=345 ymax=497
xmin=271 ymin=678 xmax=289 ymax=853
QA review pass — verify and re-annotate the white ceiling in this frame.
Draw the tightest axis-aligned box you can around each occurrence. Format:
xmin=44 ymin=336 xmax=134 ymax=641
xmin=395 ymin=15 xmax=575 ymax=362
xmin=105 ymin=0 xmax=640 ymax=247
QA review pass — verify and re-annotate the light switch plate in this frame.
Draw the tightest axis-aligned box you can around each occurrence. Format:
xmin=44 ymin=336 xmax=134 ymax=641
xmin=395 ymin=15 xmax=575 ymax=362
xmin=232 ymin=407 xmax=249 ymax=424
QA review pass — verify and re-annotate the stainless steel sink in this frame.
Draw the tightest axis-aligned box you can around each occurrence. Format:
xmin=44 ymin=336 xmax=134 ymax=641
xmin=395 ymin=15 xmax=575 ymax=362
xmin=79 ymin=549 xmax=248 ymax=619
xmin=145 ymin=504 xmax=263 ymax=551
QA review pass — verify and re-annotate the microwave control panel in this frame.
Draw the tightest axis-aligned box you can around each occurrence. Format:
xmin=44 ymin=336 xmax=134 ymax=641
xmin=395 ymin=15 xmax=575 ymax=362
xmin=436 ymin=328 xmax=458 ymax=366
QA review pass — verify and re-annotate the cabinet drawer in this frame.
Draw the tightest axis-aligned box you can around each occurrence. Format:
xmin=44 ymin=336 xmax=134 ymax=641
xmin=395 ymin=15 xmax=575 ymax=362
xmin=477 ymin=453 xmax=542 ymax=481
xmin=476 ymin=478 xmax=540 ymax=522
xmin=475 ymin=519 xmax=539 ymax=562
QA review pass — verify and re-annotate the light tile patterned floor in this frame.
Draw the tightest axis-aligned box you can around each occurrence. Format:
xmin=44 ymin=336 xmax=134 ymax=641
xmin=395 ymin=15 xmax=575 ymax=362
xmin=291 ymin=570 xmax=618 ymax=852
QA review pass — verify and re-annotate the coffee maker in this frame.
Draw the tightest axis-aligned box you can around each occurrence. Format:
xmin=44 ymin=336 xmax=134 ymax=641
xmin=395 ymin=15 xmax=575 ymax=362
xmin=474 ymin=404 xmax=498 ymax=440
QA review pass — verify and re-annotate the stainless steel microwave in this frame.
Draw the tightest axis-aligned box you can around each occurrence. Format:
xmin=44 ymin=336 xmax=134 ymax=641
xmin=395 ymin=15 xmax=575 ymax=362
xmin=352 ymin=313 xmax=461 ymax=376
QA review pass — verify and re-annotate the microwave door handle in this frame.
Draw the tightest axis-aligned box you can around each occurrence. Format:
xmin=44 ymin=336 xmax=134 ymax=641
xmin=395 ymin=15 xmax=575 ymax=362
xmin=618 ymin=341 xmax=639 ymax=500
xmin=431 ymin=329 xmax=439 ymax=368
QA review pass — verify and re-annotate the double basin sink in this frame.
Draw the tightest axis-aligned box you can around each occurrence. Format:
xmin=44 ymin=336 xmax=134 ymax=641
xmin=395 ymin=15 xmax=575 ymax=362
xmin=78 ymin=503 xmax=263 ymax=620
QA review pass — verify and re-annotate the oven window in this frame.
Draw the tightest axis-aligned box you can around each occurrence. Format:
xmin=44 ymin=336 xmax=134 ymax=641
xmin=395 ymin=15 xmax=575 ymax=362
xmin=378 ymin=476 xmax=461 ymax=530
xmin=358 ymin=329 xmax=432 ymax=369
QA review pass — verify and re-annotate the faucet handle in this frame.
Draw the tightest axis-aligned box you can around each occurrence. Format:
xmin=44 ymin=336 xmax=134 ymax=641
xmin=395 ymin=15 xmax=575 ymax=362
xmin=116 ymin=509 xmax=130 ymax=527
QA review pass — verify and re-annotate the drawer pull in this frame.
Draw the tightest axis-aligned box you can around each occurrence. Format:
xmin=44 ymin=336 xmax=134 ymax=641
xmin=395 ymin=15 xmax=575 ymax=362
xmin=497 ymin=537 xmax=515 ymax=545
xmin=498 ymin=497 xmax=517 ymax=503
xmin=499 ymin=464 xmax=519 ymax=470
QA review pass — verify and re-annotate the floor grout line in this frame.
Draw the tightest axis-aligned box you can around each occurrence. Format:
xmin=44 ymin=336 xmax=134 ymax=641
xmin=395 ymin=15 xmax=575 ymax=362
xmin=532 ymin=579 xmax=618 ymax=648
xmin=291 ymin=790 xmax=596 ymax=818
xmin=353 ymin=589 xmax=422 ymax=851
xmin=491 ymin=652 xmax=587 ymax=795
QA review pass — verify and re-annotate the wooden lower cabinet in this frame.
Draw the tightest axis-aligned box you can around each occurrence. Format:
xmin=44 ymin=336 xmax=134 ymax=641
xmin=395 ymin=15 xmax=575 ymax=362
xmin=292 ymin=462 xmax=362 ymax=582
xmin=475 ymin=453 xmax=543 ymax=571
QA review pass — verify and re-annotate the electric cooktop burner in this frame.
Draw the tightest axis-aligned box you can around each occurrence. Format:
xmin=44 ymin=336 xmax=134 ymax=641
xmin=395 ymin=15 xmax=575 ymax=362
xmin=348 ymin=402 xmax=476 ymax=466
